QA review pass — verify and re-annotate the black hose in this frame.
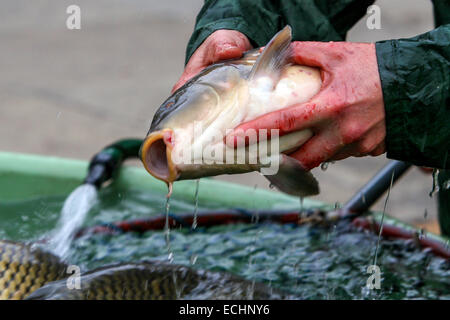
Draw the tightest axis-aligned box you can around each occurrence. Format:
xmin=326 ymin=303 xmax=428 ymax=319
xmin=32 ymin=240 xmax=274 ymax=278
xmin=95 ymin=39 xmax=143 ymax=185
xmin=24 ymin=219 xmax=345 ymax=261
xmin=343 ymin=160 xmax=412 ymax=214
xmin=83 ymin=139 xmax=143 ymax=189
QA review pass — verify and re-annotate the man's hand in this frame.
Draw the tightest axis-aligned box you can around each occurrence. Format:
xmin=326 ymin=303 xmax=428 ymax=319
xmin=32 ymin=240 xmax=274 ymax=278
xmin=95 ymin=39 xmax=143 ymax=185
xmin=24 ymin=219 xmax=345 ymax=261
xmin=228 ymin=41 xmax=386 ymax=170
xmin=172 ymin=30 xmax=252 ymax=92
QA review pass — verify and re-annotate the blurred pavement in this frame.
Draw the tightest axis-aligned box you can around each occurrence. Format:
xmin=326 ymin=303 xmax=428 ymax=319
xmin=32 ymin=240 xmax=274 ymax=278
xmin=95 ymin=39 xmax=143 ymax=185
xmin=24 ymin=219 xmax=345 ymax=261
xmin=0 ymin=0 xmax=440 ymax=229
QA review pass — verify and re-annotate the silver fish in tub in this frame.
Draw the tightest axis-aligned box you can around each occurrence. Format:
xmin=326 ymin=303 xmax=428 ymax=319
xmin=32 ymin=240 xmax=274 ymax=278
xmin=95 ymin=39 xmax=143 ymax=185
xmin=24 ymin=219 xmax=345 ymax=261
xmin=140 ymin=26 xmax=321 ymax=197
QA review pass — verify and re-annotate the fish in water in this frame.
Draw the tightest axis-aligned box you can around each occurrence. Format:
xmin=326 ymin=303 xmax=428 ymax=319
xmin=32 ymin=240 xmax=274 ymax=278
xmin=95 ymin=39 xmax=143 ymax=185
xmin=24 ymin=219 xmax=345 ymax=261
xmin=140 ymin=26 xmax=321 ymax=197
xmin=0 ymin=240 xmax=286 ymax=300
xmin=0 ymin=240 xmax=67 ymax=300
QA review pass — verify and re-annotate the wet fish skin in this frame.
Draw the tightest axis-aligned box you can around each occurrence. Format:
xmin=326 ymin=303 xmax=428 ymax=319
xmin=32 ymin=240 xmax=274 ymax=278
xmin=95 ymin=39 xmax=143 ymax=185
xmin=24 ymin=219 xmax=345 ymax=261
xmin=26 ymin=261 xmax=286 ymax=300
xmin=0 ymin=240 xmax=67 ymax=300
xmin=141 ymin=26 xmax=321 ymax=197
xmin=148 ymin=49 xmax=260 ymax=133
xmin=0 ymin=240 xmax=287 ymax=300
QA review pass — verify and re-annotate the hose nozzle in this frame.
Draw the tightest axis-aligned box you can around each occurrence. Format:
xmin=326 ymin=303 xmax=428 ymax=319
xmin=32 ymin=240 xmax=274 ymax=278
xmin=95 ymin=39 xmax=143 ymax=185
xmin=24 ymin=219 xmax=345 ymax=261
xmin=83 ymin=139 xmax=143 ymax=189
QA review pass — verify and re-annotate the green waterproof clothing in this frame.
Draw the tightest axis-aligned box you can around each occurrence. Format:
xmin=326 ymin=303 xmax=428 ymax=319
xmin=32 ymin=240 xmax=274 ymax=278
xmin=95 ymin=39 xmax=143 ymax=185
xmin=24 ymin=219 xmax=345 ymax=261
xmin=184 ymin=0 xmax=450 ymax=233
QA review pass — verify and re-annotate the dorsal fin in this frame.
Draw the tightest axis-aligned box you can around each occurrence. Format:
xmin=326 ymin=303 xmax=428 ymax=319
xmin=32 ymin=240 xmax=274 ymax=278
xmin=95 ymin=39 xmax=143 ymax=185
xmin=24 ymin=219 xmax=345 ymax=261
xmin=248 ymin=25 xmax=292 ymax=80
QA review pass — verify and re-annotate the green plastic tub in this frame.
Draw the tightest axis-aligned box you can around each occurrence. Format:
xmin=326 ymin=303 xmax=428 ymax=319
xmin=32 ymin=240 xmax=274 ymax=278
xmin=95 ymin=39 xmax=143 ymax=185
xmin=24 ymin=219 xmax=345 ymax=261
xmin=1 ymin=151 xmax=449 ymax=300
xmin=0 ymin=151 xmax=447 ymax=248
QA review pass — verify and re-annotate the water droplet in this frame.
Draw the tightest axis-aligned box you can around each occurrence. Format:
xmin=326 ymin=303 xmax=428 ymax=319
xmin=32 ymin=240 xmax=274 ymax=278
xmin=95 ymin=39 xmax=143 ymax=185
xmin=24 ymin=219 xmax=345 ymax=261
xmin=299 ymin=197 xmax=304 ymax=214
xmin=320 ymin=162 xmax=329 ymax=171
xmin=419 ymin=133 xmax=427 ymax=152
xmin=361 ymin=285 xmax=371 ymax=298
xmin=417 ymin=229 xmax=425 ymax=240
xmin=164 ymin=227 xmax=171 ymax=244
xmin=192 ymin=179 xmax=200 ymax=230
xmin=248 ymin=256 xmax=254 ymax=268
xmin=164 ymin=195 xmax=171 ymax=248
xmin=164 ymin=193 xmax=174 ymax=262
xmin=429 ymin=169 xmax=440 ymax=197
xmin=373 ymin=171 xmax=394 ymax=267
xmin=251 ymin=185 xmax=260 ymax=223
xmin=444 ymin=180 xmax=450 ymax=190
xmin=189 ymin=254 xmax=198 ymax=265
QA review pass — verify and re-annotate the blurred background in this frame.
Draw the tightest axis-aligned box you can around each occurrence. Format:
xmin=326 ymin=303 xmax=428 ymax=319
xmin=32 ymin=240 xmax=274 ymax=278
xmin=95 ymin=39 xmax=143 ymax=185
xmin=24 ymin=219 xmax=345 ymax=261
xmin=0 ymin=0 xmax=439 ymax=232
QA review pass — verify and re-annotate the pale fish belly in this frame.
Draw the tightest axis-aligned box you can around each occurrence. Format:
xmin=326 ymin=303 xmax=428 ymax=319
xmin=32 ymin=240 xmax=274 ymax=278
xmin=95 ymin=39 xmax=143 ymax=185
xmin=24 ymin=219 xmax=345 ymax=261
xmin=246 ymin=65 xmax=322 ymax=120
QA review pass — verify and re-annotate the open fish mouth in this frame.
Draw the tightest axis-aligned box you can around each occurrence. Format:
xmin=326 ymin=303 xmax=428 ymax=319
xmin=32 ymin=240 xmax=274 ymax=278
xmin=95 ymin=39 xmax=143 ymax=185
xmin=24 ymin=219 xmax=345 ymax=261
xmin=140 ymin=129 xmax=178 ymax=184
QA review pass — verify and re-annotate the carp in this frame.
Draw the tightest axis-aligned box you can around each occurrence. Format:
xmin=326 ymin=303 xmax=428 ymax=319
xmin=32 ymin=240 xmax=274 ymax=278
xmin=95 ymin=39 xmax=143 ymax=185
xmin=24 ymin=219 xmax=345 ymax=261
xmin=0 ymin=240 xmax=66 ymax=300
xmin=27 ymin=262 xmax=286 ymax=300
xmin=0 ymin=240 xmax=286 ymax=300
xmin=140 ymin=26 xmax=321 ymax=197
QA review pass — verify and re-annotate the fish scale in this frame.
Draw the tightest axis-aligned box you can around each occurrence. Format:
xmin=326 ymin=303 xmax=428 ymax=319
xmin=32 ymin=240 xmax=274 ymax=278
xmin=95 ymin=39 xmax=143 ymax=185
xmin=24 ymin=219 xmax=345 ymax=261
xmin=0 ymin=240 xmax=286 ymax=300
xmin=0 ymin=240 xmax=67 ymax=300
xmin=27 ymin=262 xmax=286 ymax=300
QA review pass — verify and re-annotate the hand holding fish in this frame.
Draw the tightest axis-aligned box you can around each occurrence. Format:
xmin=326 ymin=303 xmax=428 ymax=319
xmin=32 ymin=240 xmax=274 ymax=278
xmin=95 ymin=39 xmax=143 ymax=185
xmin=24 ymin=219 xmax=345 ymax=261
xmin=228 ymin=41 xmax=386 ymax=170
xmin=142 ymin=27 xmax=322 ymax=197
xmin=172 ymin=30 xmax=252 ymax=92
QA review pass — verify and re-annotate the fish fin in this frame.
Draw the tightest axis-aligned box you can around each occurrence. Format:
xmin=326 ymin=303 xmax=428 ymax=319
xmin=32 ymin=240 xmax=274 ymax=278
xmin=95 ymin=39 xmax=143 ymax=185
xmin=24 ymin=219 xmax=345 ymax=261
xmin=248 ymin=25 xmax=292 ymax=81
xmin=263 ymin=154 xmax=319 ymax=197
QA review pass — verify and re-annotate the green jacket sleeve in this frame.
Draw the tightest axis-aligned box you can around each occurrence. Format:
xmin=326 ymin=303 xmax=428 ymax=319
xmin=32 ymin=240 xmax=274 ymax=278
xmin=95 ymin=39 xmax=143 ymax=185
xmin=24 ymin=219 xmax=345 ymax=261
xmin=185 ymin=0 xmax=375 ymax=64
xmin=376 ymin=24 xmax=450 ymax=169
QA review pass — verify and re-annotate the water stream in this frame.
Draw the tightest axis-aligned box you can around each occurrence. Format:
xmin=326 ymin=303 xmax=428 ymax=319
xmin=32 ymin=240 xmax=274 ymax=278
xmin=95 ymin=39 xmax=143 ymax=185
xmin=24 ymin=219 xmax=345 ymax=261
xmin=373 ymin=172 xmax=394 ymax=268
xmin=164 ymin=195 xmax=173 ymax=262
xmin=46 ymin=184 xmax=98 ymax=259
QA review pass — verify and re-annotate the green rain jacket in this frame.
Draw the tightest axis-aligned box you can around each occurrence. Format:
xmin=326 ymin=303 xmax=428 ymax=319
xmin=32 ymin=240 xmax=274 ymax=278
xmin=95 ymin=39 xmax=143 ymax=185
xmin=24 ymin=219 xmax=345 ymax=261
xmin=184 ymin=0 xmax=450 ymax=231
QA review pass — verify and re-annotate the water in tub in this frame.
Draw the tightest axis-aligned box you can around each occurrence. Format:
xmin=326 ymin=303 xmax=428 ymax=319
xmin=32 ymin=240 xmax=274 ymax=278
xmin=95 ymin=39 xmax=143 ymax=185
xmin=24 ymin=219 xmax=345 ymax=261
xmin=0 ymin=185 xmax=448 ymax=299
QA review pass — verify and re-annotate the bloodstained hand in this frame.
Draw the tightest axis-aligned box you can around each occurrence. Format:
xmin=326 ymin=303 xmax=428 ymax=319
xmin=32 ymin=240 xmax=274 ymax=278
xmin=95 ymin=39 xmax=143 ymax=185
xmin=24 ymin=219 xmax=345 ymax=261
xmin=172 ymin=30 xmax=252 ymax=93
